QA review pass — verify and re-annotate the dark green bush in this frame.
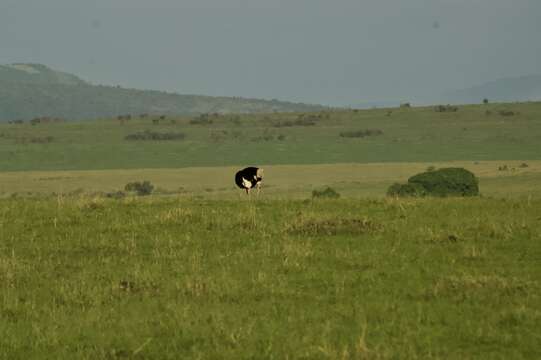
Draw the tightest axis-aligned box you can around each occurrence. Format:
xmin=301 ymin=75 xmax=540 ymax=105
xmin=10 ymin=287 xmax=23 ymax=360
xmin=312 ymin=186 xmax=340 ymax=199
xmin=189 ymin=114 xmax=214 ymax=125
xmin=387 ymin=168 xmax=479 ymax=197
xmin=105 ymin=190 xmax=126 ymax=199
xmin=386 ymin=182 xmax=426 ymax=197
xmin=272 ymin=118 xmax=317 ymax=127
xmin=124 ymin=181 xmax=154 ymax=196
xmin=125 ymin=130 xmax=185 ymax=141
xmin=408 ymin=167 xmax=479 ymax=197
xmin=434 ymin=105 xmax=458 ymax=112
xmin=339 ymin=129 xmax=383 ymax=138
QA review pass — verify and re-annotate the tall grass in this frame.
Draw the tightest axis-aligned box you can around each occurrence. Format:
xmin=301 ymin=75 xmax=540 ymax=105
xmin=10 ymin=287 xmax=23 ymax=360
xmin=1 ymin=196 xmax=540 ymax=358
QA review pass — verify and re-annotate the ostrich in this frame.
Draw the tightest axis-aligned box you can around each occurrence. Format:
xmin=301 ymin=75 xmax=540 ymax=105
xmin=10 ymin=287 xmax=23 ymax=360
xmin=235 ymin=167 xmax=263 ymax=195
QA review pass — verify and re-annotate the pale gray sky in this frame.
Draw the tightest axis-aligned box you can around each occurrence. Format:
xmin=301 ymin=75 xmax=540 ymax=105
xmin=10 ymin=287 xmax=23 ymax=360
xmin=1 ymin=0 xmax=540 ymax=105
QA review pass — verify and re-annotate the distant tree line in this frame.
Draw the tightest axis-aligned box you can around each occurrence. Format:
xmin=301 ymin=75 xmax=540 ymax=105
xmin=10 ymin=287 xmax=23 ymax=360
xmin=434 ymin=105 xmax=458 ymax=113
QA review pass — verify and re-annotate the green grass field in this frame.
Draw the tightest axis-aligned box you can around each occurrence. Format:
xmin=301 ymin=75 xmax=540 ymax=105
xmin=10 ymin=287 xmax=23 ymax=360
xmin=1 ymin=197 xmax=540 ymax=358
xmin=1 ymin=102 xmax=541 ymax=358
xmin=1 ymin=160 xmax=540 ymax=199
xmin=1 ymin=102 xmax=540 ymax=172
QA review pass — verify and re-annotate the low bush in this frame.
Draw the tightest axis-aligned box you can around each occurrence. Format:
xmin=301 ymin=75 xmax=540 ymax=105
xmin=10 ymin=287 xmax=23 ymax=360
xmin=339 ymin=129 xmax=383 ymax=138
xmin=125 ymin=130 xmax=185 ymax=141
xmin=312 ymin=186 xmax=340 ymax=199
xmin=105 ymin=190 xmax=126 ymax=199
xmin=387 ymin=182 xmax=426 ymax=197
xmin=124 ymin=181 xmax=154 ymax=196
xmin=250 ymin=129 xmax=285 ymax=142
xmin=387 ymin=168 xmax=479 ymax=197
xmin=434 ymin=105 xmax=458 ymax=112
xmin=190 ymin=114 xmax=214 ymax=125
xmin=408 ymin=167 xmax=479 ymax=197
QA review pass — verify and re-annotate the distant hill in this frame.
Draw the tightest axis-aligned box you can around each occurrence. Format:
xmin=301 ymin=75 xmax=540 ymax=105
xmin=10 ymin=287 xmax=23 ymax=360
xmin=443 ymin=75 xmax=541 ymax=104
xmin=0 ymin=63 xmax=325 ymax=121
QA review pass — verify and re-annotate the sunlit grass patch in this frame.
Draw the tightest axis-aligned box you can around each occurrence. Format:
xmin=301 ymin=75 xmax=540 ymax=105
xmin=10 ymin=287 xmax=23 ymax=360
xmin=0 ymin=196 xmax=540 ymax=358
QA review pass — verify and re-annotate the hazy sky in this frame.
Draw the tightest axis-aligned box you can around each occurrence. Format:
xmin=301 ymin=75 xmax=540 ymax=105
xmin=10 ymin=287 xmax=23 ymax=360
xmin=1 ymin=0 xmax=540 ymax=105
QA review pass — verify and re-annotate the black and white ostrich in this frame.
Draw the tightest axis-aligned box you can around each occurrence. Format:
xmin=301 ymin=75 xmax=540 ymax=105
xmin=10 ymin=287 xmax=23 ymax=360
xmin=235 ymin=167 xmax=263 ymax=195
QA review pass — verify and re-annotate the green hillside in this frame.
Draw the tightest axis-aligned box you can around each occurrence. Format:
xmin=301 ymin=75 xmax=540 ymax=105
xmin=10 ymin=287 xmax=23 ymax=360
xmin=0 ymin=101 xmax=540 ymax=172
xmin=0 ymin=64 xmax=324 ymax=121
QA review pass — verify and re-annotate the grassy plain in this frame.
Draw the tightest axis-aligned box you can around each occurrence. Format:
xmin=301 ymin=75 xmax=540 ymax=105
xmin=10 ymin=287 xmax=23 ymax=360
xmin=1 ymin=102 xmax=541 ymax=358
xmin=0 ymin=102 xmax=540 ymax=172
xmin=1 ymin=197 xmax=540 ymax=359
xmin=0 ymin=160 xmax=540 ymax=199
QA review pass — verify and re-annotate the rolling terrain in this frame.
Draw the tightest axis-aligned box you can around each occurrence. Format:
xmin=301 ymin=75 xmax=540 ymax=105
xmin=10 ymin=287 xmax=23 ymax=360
xmin=1 ymin=101 xmax=540 ymax=358
xmin=1 ymin=101 xmax=540 ymax=173
xmin=0 ymin=64 xmax=324 ymax=121
xmin=444 ymin=75 xmax=541 ymax=104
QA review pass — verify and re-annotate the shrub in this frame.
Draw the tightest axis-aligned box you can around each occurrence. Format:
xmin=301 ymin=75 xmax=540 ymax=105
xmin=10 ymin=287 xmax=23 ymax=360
xmin=339 ymin=129 xmax=383 ymax=138
xmin=125 ymin=130 xmax=185 ymax=141
xmin=312 ymin=186 xmax=340 ymax=199
xmin=105 ymin=190 xmax=126 ymax=199
xmin=408 ymin=168 xmax=479 ymax=197
xmin=434 ymin=105 xmax=458 ymax=112
xmin=400 ymin=102 xmax=411 ymax=108
xmin=387 ymin=168 xmax=479 ymax=198
xmin=483 ymin=98 xmax=489 ymax=104
xmin=124 ymin=181 xmax=154 ymax=196
xmin=190 ymin=114 xmax=213 ymax=125
xmin=519 ymin=163 xmax=529 ymax=168
xmin=387 ymin=182 xmax=426 ymax=197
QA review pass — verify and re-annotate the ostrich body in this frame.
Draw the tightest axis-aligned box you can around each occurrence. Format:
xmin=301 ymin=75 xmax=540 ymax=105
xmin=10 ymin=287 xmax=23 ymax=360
xmin=235 ymin=167 xmax=263 ymax=195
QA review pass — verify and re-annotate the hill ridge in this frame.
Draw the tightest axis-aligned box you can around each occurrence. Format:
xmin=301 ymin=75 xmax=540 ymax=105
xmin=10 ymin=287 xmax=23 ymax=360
xmin=443 ymin=74 xmax=541 ymax=104
xmin=0 ymin=63 xmax=325 ymax=121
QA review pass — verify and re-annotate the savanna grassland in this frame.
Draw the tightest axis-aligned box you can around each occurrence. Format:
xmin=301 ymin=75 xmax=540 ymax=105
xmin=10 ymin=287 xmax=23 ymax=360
xmin=1 ymin=102 xmax=541 ymax=358
xmin=0 ymin=101 xmax=540 ymax=172
xmin=1 ymin=197 xmax=540 ymax=359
